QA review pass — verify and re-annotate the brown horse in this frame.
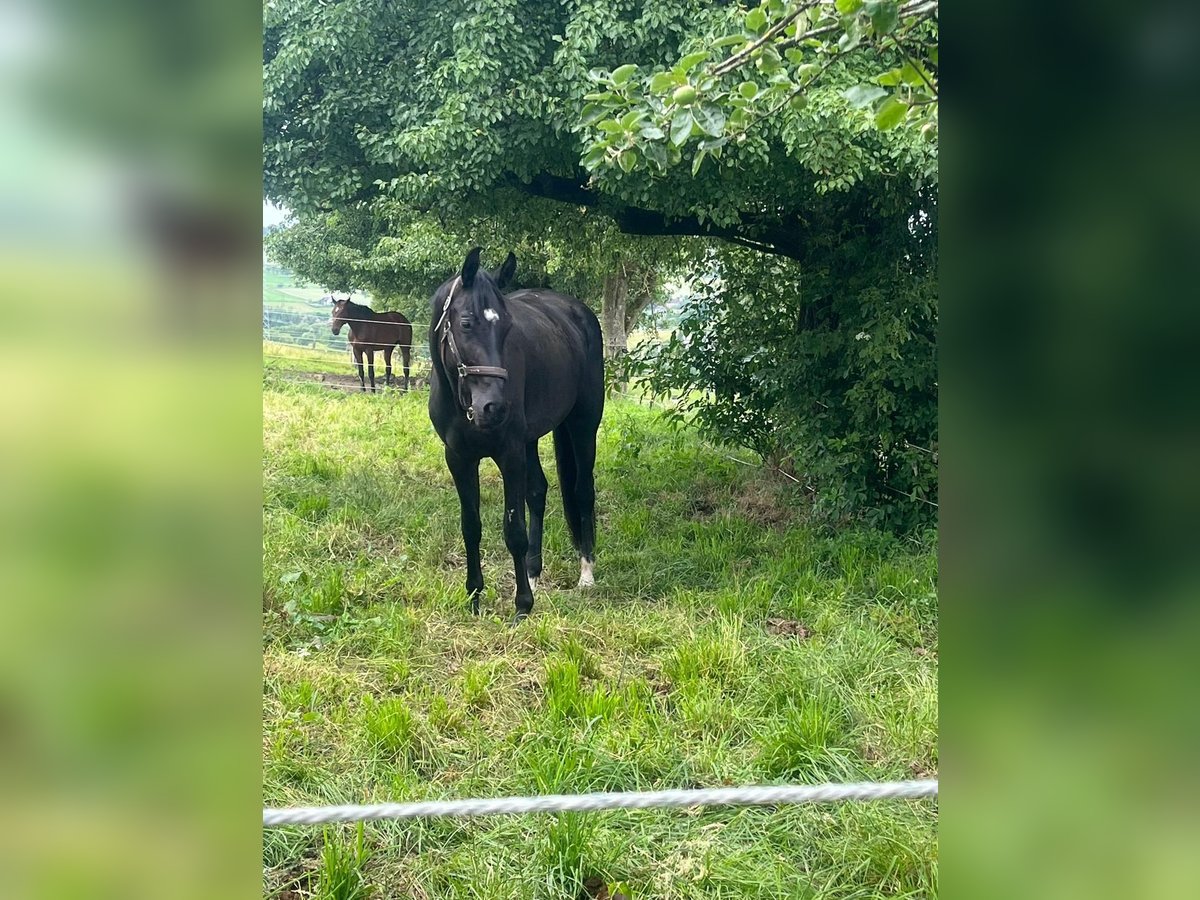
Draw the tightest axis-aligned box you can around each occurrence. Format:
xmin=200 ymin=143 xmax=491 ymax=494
xmin=330 ymin=297 xmax=413 ymax=392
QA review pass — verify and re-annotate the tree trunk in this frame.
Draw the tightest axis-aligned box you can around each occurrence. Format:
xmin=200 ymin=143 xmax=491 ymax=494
xmin=624 ymin=269 xmax=658 ymax=336
xmin=601 ymin=272 xmax=629 ymax=359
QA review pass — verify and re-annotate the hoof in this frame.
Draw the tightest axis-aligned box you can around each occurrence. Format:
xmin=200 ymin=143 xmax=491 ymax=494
xmin=577 ymin=558 xmax=594 ymax=589
xmin=511 ymin=610 xmax=530 ymax=626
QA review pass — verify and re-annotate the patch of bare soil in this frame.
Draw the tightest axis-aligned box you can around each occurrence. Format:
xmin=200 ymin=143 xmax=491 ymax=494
xmin=285 ymin=370 xmax=431 ymax=392
xmin=733 ymin=480 xmax=797 ymax=528
xmin=765 ymin=618 xmax=811 ymax=639
xmin=685 ymin=494 xmax=717 ymax=519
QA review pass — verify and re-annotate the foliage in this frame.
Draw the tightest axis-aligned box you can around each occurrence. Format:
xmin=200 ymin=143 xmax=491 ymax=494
xmin=263 ymin=0 xmax=934 ymax=254
xmin=626 ymin=231 xmax=937 ymax=530
xmin=581 ymin=0 xmax=938 ymax=178
xmin=262 ymin=377 xmax=938 ymax=897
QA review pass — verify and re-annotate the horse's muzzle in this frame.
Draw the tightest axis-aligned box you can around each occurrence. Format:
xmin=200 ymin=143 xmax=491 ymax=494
xmin=470 ymin=399 xmax=509 ymax=430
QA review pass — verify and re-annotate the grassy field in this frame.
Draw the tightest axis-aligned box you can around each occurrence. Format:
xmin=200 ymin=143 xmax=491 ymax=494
xmin=264 ymin=341 xmax=354 ymax=376
xmin=264 ymin=266 xmax=348 ymax=308
xmin=262 ymin=375 xmax=938 ymax=899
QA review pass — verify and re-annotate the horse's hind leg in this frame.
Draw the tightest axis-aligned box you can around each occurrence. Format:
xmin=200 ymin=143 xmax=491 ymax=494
xmin=553 ymin=425 xmax=584 ymax=567
xmin=401 ymin=344 xmax=412 ymax=392
xmin=383 ymin=346 xmax=394 ymax=388
xmin=497 ymin=446 xmax=534 ymax=621
xmin=566 ymin=421 xmax=598 ymax=588
xmin=366 ymin=349 xmax=377 ymax=392
xmin=525 ymin=441 xmax=547 ymax=594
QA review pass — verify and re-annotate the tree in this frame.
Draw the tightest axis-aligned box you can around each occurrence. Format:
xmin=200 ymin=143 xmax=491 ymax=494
xmin=263 ymin=0 xmax=938 ymax=527
xmin=265 ymin=0 xmax=933 ymax=256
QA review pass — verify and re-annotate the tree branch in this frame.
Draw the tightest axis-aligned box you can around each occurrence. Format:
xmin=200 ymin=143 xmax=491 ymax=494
xmin=775 ymin=0 xmax=938 ymax=55
xmin=713 ymin=2 xmax=818 ymax=77
xmin=517 ymin=174 xmax=809 ymax=261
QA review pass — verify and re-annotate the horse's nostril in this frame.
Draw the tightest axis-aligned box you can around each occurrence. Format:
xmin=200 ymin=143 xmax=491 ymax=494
xmin=483 ymin=401 xmax=507 ymax=419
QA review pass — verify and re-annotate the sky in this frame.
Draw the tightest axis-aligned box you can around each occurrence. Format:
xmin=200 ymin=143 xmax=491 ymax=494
xmin=263 ymin=199 xmax=289 ymax=228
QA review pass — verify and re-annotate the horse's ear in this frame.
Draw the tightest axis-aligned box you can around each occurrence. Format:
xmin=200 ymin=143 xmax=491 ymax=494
xmin=495 ymin=251 xmax=517 ymax=289
xmin=461 ymin=246 xmax=483 ymax=288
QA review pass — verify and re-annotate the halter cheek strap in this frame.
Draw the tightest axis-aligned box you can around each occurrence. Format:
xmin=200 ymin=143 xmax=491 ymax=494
xmin=437 ymin=277 xmax=509 ymax=420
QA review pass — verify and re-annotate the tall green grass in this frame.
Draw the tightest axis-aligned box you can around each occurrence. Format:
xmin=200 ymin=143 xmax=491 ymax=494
xmin=263 ymin=377 xmax=938 ymax=898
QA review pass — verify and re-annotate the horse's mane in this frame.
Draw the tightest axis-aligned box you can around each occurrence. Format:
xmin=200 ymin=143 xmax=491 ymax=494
xmin=341 ymin=297 xmax=375 ymax=318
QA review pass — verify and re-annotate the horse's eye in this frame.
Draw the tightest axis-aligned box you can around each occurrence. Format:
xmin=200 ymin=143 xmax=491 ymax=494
xmin=460 ymin=316 xmax=472 ymax=329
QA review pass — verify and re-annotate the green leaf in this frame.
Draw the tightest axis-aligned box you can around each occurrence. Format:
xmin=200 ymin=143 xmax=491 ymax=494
xmin=838 ymin=20 xmax=862 ymax=52
xmin=738 ymin=81 xmax=759 ymax=99
xmin=874 ymin=97 xmax=907 ymax=130
xmin=836 ymin=0 xmax=863 ymax=13
xmin=640 ymin=123 xmax=666 ymax=140
xmin=757 ymin=46 xmax=782 ymax=74
xmin=843 ymin=84 xmax=887 ymax=108
xmin=597 ymin=118 xmax=624 ymax=134
xmin=580 ymin=103 xmax=605 ymax=125
xmin=612 ymin=64 xmax=638 ymax=85
xmin=796 ymin=63 xmax=821 ymax=83
xmin=784 ymin=48 xmax=806 ymax=66
xmin=581 ymin=145 xmax=607 ymax=170
xmin=618 ymin=148 xmax=638 ymax=172
xmin=900 ymin=61 xmax=932 ymax=87
xmin=619 ymin=110 xmax=644 ymax=129
xmin=698 ymin=136 xmax=728 ymax=151
xmin=693 ymin=103 xmax=726 ymax=137
xmin=586 ymin=68 xmax=609 ymax=83
xmin=670 ymin=108 xmax=694 ymax=145
xmin=875 ymin=68 xmax=903 ymax=87
xmin=745 ymin=9 xmax=767 ymax=33
xmin=643 ymin=141 xmax=668 ymax=169
xmin=649 ymin=72 xmax=677 ymax=93
xmin=691 ymin=148 xmax=709 ymax=176
xmin=678 ymin=51 xmax=708 ymax=74
xmin=869 ymin=0 xmax=899 ymax=34
xmin=711 ymin=34 xmax=745 ymax=49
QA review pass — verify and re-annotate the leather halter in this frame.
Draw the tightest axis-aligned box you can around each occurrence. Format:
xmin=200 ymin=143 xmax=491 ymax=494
xmin=436 ymin=276 xmax=509 ymax=421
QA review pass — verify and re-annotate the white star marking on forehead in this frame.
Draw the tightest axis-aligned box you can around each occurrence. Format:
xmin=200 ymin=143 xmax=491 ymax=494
xmin=483 ymin=308 xmax=499 ymax=322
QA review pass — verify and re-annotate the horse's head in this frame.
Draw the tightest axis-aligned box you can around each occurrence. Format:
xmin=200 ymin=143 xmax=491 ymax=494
xmin=330 ymin=295 xmax=351 ymax=335
xmin=434 ymin=247 xmax=518 ymax=430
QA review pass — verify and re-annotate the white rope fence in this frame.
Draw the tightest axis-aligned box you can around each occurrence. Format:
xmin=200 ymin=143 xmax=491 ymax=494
xmin=264 ymin=779 xmax=937 ymax=827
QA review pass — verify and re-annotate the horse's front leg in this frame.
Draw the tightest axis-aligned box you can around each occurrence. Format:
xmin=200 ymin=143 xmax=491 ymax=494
xmin=366 ymin=349 xmax=376 ymax=393
xmin=352 ymin=346 xmax=365 ymax=391
xmin=497 ymin=447 xmax=533 ymax=621
xmin=445 ymin=449 xmax=484 ymax=614
xmin=383 ymin=347 xmax=394 ymax=387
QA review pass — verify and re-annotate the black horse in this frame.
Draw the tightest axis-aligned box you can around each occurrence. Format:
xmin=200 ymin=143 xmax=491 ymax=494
xmin=429 ymin=247 xmax=604 ymax=621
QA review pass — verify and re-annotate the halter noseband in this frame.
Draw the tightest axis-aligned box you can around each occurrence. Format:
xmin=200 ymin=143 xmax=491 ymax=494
xmin=436 ymin=276 xmax=509 ymax=421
